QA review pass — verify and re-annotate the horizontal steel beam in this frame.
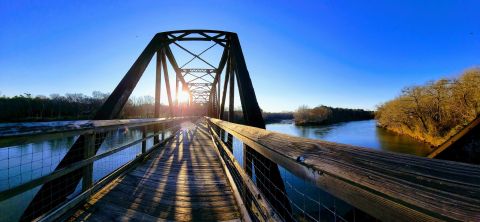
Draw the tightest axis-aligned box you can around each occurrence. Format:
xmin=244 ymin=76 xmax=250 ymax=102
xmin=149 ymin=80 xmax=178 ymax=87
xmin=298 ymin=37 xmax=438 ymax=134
xmin=181 ymin=68 xmax=217 ymax=73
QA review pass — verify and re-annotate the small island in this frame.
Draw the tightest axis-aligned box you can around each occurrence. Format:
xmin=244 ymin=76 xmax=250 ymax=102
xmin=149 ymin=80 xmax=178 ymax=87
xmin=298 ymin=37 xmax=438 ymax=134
xmin=293 ymin=105 xmax=374 ymax=126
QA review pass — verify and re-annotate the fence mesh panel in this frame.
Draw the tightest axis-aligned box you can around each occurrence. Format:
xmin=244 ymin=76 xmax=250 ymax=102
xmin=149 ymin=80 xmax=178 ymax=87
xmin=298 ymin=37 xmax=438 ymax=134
xmin=0 ymin=120 xmax=179 ymax=221
xmin=209 ymin=123 xmax=377 ymax=222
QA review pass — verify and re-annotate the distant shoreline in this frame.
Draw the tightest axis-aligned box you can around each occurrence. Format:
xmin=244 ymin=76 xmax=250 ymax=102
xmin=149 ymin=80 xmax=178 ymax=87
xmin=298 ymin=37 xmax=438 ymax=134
xmin=294 ymin=117 xmax=374 ymax=126
xmin=293 ymin=105 xmax=374 ymax=126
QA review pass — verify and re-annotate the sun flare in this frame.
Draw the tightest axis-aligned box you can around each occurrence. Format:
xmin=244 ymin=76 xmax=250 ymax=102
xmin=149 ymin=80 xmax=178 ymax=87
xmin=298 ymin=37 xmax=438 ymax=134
xmin=178 ymin=91 xmax=190 ymax=103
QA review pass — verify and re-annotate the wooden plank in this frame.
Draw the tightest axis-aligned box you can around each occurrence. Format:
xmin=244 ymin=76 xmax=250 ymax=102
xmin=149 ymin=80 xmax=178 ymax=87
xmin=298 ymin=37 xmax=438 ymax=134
xmin=207 ymin=124 xmax=252 ymax=222
xmin=106 ymin=183 xmax=236 ymax=202
xmin=70 ymin=199 xmax=169 ymax=222
xmin=93 ymin=198 xmax=239 ymax=222
xmin=67 ymin=120 xmax=241 ymax=221
xmin=100 ymin=189 xmax=238 ymax=209
xmin=208 ymin=117 xmax=480 ymax=221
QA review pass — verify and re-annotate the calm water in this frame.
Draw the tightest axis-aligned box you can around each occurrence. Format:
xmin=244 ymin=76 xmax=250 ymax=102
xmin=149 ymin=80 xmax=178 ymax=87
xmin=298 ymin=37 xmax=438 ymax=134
xmin=266 ymin=119 xmax=432 ymax=156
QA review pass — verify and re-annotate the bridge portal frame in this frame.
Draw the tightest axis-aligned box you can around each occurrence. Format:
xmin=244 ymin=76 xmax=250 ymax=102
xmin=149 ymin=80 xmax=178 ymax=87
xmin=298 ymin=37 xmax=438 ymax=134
xmin=20 ymin=30 xmax=292 ymax=221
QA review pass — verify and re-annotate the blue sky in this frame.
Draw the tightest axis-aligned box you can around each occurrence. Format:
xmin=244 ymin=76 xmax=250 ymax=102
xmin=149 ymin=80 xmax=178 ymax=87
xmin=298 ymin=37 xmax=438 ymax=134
xmin=1 ymin=0 xmax=479 ymax=112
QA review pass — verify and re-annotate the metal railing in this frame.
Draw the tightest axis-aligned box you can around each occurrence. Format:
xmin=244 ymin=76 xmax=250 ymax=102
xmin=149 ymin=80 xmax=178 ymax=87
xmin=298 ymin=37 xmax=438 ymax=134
xmin=206 ymin=117 xmax=480 ymax=222
xmin=0 ymin=117 xmax=191 ymax=221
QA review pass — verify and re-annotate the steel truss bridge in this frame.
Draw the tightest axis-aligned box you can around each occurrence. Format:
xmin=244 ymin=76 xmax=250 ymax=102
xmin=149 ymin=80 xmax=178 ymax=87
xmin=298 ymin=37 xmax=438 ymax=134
xmin=0 ymin=30 xmax=479 ymax=222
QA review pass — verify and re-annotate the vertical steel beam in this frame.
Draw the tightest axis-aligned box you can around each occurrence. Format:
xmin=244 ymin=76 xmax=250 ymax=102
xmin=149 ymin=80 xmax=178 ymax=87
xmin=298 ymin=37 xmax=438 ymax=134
xmin=217 ymin=75 xmax=221 ymax=118
xmin=219 ymin=58 xmax=231 ymax=120
xmin=229 ymin=66 xmax=235 ymax=122
xmin=208 ymin=46 xmax=228 ymax=117
xmin=230 ymin=34 xmax=265 ymax=128
xmin=154 ymin=49 xmax=162 ymax=144
xmin=162 ymin=51 xmax=174 ymax=116
xmin=155 ymin=49 xmax=162 ymax=118
xmin=227 ymin=66 xmax=235 ymax=151
xmin=175 ymin=76 xmax=179 ymax=112
xmin=208 ymin=91 xmax=213 ymax=117
xmin=230 ymin=33 xmax=293 ymax=221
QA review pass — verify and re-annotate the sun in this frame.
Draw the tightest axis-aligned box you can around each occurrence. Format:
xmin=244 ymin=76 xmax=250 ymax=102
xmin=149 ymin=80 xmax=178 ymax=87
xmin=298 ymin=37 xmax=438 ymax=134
xmin=178 ymin=91 xmax=190 ymax=103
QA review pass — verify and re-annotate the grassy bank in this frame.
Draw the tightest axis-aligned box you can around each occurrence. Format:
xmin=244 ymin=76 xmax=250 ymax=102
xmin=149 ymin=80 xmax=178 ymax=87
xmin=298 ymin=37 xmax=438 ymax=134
xmin=376 ymin=68 xmax=480 ymax=146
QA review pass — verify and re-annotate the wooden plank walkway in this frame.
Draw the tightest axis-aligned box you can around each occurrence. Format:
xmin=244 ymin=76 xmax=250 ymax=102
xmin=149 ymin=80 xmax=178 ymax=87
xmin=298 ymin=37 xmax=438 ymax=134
xmin=67 ymin=121 xmax=241 ymax=222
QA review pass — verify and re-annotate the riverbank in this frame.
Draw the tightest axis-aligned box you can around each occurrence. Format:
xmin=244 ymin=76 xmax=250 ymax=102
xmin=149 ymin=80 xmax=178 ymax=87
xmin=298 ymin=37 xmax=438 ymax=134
xmin=294 ymin=105 xmax=374 ymax=126
xmin=375 ymin=123 xmax=439 ymax=147
xmin=263 ymin=112 xmax=294 ymax=124
xmin=376 ymin=68 xmax=480 ymax=147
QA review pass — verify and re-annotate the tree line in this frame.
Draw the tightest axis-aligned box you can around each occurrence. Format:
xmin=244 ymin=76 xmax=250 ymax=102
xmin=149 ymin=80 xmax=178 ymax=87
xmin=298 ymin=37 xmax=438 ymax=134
xmin=0 ymin=91 xmax=175 ymax=122
xmin=263 ymin=112 xmax=294 ymax=123
xmin=294 ymin=105 xmax=374 ymax=126
xmin=376 ymin=68 xmax=480 ymax=146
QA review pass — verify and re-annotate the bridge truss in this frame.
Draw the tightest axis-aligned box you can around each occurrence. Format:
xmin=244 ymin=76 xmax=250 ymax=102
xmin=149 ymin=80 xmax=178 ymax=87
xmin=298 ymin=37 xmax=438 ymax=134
xmin=20 ymin=30 xmax=290 ymax=220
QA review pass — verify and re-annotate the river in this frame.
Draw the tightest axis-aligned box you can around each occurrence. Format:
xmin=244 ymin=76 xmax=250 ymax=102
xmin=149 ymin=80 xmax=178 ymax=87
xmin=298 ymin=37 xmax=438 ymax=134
xmin=266 ymin=119 xmax=432 ymax=156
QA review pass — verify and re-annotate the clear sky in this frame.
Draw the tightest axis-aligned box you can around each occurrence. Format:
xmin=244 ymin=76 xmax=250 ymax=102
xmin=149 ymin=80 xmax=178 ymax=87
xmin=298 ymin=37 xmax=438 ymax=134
xmin=1 ymin=0 xmax=479 ymax=112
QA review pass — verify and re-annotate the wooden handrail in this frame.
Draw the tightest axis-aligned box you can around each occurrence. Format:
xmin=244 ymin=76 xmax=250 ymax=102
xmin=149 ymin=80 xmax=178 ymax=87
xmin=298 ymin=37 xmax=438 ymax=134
xmin=0 ymin=117 xmax=195 ymax=147
xmin=206 ymin=117 xmax=480 ymax=222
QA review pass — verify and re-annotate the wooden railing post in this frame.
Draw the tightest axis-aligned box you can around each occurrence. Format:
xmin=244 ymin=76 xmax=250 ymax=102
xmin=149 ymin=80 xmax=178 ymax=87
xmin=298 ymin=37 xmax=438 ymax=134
xmin=142 ymin=126 xmax=147 ymax=154
xmin=154 ymin=124 xmax=160 ymax=145
xmin=82 ymin=133 xmax=95 ymax=192
xmin=161 ymin=123 xmax=166 ymax=141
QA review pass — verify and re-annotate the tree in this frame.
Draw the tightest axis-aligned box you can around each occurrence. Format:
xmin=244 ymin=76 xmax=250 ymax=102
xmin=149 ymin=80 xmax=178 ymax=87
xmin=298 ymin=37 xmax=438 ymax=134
xmin=376 ymin=68 xmax=480 ymax=146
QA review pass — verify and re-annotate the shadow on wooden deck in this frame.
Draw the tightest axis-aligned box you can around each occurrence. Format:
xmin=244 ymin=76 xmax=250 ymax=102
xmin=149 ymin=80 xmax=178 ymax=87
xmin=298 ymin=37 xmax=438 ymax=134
xmin=67 ymin=121 xmax=241 ymax=222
